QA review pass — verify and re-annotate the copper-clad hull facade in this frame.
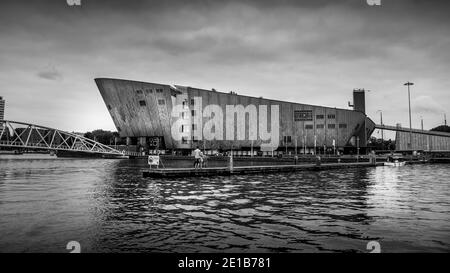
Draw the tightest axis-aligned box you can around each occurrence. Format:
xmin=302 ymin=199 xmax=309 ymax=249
xmin=95 ymin=78 xmax=375 ymax=153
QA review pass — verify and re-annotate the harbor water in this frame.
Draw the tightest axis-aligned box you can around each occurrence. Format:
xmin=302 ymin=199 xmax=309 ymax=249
xmin=0 ymin=154 xmax=449 ymax=253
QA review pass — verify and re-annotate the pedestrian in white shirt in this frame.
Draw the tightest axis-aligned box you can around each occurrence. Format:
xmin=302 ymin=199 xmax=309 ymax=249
xmin=193 ymin=147 xmax=201 ymax=169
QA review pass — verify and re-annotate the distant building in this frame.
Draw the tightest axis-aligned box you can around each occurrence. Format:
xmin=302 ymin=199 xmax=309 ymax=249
xmin=0 ymin=96 xmax=4 ymax=120
xmin=0 ymin=96 xmax=5 ymax=130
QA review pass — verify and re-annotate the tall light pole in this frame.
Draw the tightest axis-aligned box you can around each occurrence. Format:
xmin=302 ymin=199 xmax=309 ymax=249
xmin=295 ymin=137 xmax=297 ymax=156
xmin=376 ymin=110 xmax=384 ymax=148
xmin=356 ymin=136 xmax=360 ymax=161
xmin=304 ymin=135 xmax=306 ymax=155
xmin=314 ymin=135 xmax=317 ymax=155
xmin=404 ymin=82 xmax=414 ymax=150
xmin=420 ymin=116 xmax=424 ymax=131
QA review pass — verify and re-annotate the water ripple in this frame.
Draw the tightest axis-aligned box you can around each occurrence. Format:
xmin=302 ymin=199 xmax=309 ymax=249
xmin=0 ymin=155 xmax=449 ymax=252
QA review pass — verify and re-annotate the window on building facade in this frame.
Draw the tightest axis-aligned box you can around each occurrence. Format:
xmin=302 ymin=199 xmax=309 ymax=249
xmin=158 ymin=99 xmax=165 ymax=105
xmin=191 ymin=110 xmax=195 ymax=116
xmin=294 ymin=110 xmax=313 ymax=121
xmin=181 ymin=137 xmax=188 ymax=144
xmin=316 ymin=114 xmax=324 ymax=119
xmin=190 ymin=99 xmax=195 ymax=105
xmin=305 ymin=124 xmax=314 ymax=129
xmin=316 ymin=124 xmax=324 ymax=129
xmin=327 ymin=114 xmax=336 ymax=119
xmin=328 ymin=124 xmax=336 ymax=129
xmin=136 ymin=89 xmax=143 ymax=95
xmin=107 ymin=105 xmax=112 ymax=110
xmin=145 ymin=89 xmax=152 ymax=94
xmin=339 ymin=123 xmax=347 ymax=129
xmin=139 ymin=100 xmax=146 ymax=106
xmin=283 ymin=136 xmax=292 ymax=143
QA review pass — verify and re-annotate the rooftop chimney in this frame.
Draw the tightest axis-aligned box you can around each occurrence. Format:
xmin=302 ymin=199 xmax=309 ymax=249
xmin=352 ymin=89 xmax=366 ymax=114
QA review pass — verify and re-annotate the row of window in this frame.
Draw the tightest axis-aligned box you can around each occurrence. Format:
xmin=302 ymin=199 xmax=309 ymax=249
xmin=181 ymin=124 xmax=199 ymax=132
xmin=293 ymin=110 xmax=337 ymax=121
xmin=315 ymin=114 xmax=336 ymax=119
xmin=182 ymin=99 xmax=196 ymax=107
xmin=283 ymin=136 xmax=292 ymax=143
xmin=181 ymin=136 xmax=200 ymax=144
xmin=182 ymin=129 xmax=353 ymax=144
xmin=179 ymin=110 xmax=198 ymax=119
xmin=304 ymin=124 xmax=347 ymax=129
xmin=138 ymin=99 xmax=165 ymax=106
xmin=180 ymin=123 xmax=347 ymax=133
xmin=136 ymin=88 xmax=164 ymax=95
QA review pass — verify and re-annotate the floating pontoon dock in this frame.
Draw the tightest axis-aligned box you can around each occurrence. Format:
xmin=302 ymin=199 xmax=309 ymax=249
xmin=143 ymin=162 xmax=386 ymax=178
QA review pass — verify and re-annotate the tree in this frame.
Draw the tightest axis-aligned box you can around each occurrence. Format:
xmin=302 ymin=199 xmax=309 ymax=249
xmin=430 ymin=125 xmax=450 ymax=133
xmin=368 ymin=137 xmax=395 ymax=150
xmin=84 ymin=129 xmax=123 ymax=145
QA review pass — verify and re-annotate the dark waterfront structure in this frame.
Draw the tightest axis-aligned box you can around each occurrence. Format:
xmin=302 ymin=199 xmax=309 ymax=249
xmin=95 ymin=78 xmax=376 ymax=155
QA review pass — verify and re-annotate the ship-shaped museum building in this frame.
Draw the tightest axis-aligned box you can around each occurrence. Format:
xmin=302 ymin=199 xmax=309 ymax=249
xmin=95 ymin=78 xmax=375 ymax=155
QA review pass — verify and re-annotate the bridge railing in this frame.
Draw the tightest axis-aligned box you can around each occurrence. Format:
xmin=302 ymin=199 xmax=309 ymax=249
xmin=0 ymin=120 xmax=124 ymax=156
xmin=375 ymin=124 xmax=450 ymax=137
xmin=0 ymin=140 xmax=124 ymax=154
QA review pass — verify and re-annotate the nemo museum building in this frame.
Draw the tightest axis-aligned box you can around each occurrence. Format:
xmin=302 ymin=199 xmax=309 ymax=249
xmin=95 ymin=78 xmax=375 ymax=155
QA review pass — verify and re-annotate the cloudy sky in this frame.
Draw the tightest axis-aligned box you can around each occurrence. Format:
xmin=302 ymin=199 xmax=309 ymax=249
xmin=1 ymin=0 xmax=449 ymax=139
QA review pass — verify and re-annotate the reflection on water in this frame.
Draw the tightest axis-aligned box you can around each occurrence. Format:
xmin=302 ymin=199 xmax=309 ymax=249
xmin=0 ymin=154 xmax=449 ymax=253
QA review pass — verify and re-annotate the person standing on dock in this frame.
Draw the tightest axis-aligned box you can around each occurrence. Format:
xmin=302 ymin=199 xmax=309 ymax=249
xmin=194 ymin=147 xmax=202 ymax=169
xmin=200 ymin=151 xmax=208 ymax=168
xmin=316 ymin=155 xmax=322 ymax=166
xmin=369 ymin=150 xmax=377 ymax=165
xmin=199 ymin=151 xmax=206 ymax=169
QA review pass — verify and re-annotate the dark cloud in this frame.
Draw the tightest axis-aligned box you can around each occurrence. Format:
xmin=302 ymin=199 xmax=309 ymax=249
xmin=0 ymin=0 xmax=449 ymax=131
xmin=36 ymin=65 xmax=63 ymax=81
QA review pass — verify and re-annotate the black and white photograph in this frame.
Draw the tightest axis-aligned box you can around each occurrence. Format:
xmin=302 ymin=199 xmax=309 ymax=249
xmin=0 ymin=0 xmax=449 ymax=262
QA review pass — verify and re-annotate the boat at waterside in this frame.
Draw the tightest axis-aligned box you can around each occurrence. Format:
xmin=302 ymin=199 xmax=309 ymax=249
xmin=0 ymin=150 xmax=23 ymax=155
xmin=384 ymin=155 xmax=406 ymax=166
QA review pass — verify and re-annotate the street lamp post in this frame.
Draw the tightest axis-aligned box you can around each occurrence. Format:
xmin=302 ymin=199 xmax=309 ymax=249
xmin=314 ymin=135 xmax=317 ymax=155
xmin=295 ymin=138 xmax=297 ymax=156
xmin=404 ymin=82 xmax=414 ymax=150
xmin=377 ymin=110 xmax=384 ymax=149
xmin=356 ymin=136 xmax=360 ymax=162
xmin=304 ymin=135 xmax=306 ymax=155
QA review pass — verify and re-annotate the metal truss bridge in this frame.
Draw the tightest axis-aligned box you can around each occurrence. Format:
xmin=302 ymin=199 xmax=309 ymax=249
xmin=0 ymin=120 xmax=125 ymax=157
xmin=375 ymin=124 xmax=450 ymax=137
